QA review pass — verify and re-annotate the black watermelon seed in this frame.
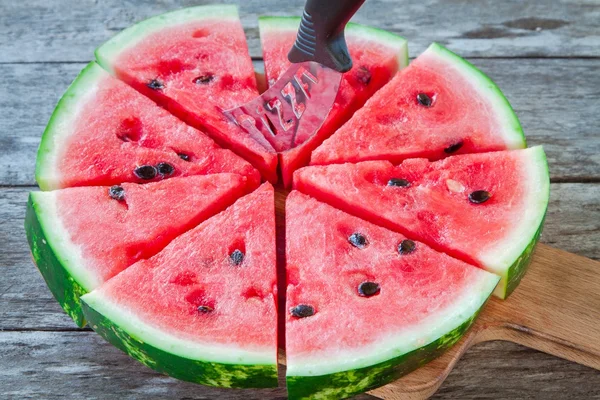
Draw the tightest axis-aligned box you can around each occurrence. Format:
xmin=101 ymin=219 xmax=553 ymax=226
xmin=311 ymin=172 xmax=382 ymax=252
xmin=358 ymin=281 xmax=381 ymax=297
xmin=348 ymin=232 xmax=368 ymax=249
xmin=398 ymin=239 xmax=416 ymax=255
xmin=147 ymin=79 xmax=164 ymax=90
xmin=108 ymin=185 xmax=125 ymax=201
xmin=290 ymin=304 xmax=315 ymax=318
xmin=356 ymin=66 xmax=372 ymax=85
xmin=444 ymin=141 xmax=464 ymax=154
xmin=469 ymin=190 xmax=491 ymax=204
xmin=387 ymin=178 xmax=411 ymax=188
xmin=230 ymin=249 xmax=244 ymax=266
xmin=417 ymin=93 xmax=433 ymax=107
xmin=157 ymin=162 xmax=175 ymax=176
xmin=197 ymin=305 xmax=214 ymax=313
xmin=134 ymin=165 xmax=157 ymax=180
xmin=177 ymin=153 xmax=190 ymax=161
xmin=194 ymin=74 xmax=215 ymax=84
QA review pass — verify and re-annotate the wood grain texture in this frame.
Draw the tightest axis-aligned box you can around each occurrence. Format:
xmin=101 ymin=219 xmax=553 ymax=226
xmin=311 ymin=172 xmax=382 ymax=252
xmin=1 ymin=59 xmax=599 ymax=187
xmin=1 ymin=0 xmax=599 ymax=63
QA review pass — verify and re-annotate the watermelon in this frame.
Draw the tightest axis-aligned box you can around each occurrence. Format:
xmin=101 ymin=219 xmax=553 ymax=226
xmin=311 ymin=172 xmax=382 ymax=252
xmin=25 ymin=174 xmax=250 ymax=326
xmin=95 ymin=5 xmax=278 ymax=183
xmin=311 ymin=42 xmax=526 ymax=166
xmin=259 ymin=17 xmax=408 ymax=187
xmin=285 ymin=191 xmax=499 ymax=399
xmin=36 ymin=62 xmax=260 ymax=190
xmin=294 ymin=147 xmax=550 ymax=298
xmin=81 ymin=183 xmax=277 ymax=388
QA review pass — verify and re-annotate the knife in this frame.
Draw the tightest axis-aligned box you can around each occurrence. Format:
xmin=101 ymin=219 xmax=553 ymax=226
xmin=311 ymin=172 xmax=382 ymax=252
xmin=223 ymin=0 xmax=366 ymax=153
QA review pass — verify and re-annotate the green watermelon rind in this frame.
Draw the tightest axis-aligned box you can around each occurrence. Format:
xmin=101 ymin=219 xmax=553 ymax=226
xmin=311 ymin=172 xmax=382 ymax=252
xmin=36 ymin=62 xmax=105 ymax=191
xmin=80 ymin=293 xmax=278 ymax=389
xmin=493 ymin=147 xmax=550 ymax=298
xmin=95 ymin=5 xmax=239 ymax=73
xmin=25 ymin=192 xmax=93 ymax=327
xmin=258 ymin=16 xmax=409 ymax=69
xmin=286 ymin=273 xmax=498 ymax=400
xmin=427 ymin=43 xmax=526 ymax=150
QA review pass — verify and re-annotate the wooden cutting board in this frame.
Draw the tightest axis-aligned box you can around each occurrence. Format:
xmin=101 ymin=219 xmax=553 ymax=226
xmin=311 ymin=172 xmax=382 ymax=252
xmin=275 ymin=189 xmax=600 ymax=399
xmin=369 ymin=244 xmax=600 ymax=399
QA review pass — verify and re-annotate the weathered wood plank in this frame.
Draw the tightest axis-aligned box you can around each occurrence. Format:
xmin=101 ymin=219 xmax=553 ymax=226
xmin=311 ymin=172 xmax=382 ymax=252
xmin=1 ymin=59 xmax=599 ymax=187
xmin=1 ymin=182 xmax=598 ymax=330
xmin=1 ymin=331 xmax=598 ymax=399
xmin=1 ymin=0 xmax=599 ymax=63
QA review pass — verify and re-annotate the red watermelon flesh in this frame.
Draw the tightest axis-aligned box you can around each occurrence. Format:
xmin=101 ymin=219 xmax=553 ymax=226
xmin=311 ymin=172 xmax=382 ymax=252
xmin=36 ymin=62 xmax=260 ymax=190
xmin=285 ymin=191 xmax=499 ymax=398
xmin=294 ymin=147 xmax=549 ymax=298
xmin=311 ymin=43 xmax=526 ymax=167
xmin=33 ymin=173 xmax=250 ymax=292
xmin=81 ymin=183 xmax=277 ymax=386
xmin=259 ymin=17 xmax=408 ymax=187
xmin=95 ymin=6 xmax=278 ymax=183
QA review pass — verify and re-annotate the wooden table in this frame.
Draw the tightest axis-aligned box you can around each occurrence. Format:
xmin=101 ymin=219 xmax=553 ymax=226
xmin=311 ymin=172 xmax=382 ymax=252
xmin=1 ymin=1 xmax=599 ymax=398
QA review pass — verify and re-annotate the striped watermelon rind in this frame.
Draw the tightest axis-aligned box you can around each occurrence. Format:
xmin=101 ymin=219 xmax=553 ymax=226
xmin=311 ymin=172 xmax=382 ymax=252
xmin=25 ymin=192 xmax=91 ymax=327
xmin=81 ymin=294 xmax=278 ymax=388
xmin=286 ymin=276 xmax=497 ymax=400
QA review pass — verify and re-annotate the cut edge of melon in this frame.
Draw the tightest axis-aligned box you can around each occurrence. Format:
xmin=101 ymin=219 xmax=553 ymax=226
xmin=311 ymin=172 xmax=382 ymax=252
xmin=36 ymin=62 xmax=105 ymax=190
xmin=80 ymin=290 xmax=278 ymax=388
xmin=426 ymin=42 xmax=526 ymax=150
xmin=25 ymin=191 xmax=96 ymax=327
xmin=481 ymin=146 xmax=550 ymax=298
xmin=258 ymin=16 xmax=409 ymax=68
xmin=286 ymin=268 xmax=499 ymax=378
xmin=95 ymin=5 xmax=239 ymax=74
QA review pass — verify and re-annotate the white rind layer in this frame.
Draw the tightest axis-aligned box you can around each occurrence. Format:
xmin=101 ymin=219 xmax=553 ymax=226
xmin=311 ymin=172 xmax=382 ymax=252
xmin=479 ymin=146 xmax=550 ymax=284
xmin=31 ymin=191 xmax=99 ymax=290
xmin=36 ymin=62 xmax=105 ymax=190
xmin=95 ymin=5 xmax=239 ymax=73
xmin=81 ymin=290 xmax=276 ymax=365
xmin=286 ymin=268 xmax=499 ymax=377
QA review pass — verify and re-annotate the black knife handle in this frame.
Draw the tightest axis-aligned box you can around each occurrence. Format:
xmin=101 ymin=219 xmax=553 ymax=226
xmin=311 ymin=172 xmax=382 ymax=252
xmin=287 ymin=0 xmax=366 ymax=72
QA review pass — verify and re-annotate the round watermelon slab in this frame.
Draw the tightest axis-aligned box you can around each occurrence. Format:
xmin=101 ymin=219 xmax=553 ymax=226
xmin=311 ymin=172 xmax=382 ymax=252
xmin=24 ymin=4 xmax=550 ymax=399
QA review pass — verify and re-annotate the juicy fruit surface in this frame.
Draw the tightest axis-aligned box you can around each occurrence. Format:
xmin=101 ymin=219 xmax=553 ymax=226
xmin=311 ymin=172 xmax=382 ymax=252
xmin=96 ymin=7 xmax=278 ymax=182
xmin=294 ymin=147 xmax=549 ymax=298
xmin=39 ymin=174 xmax=250 ymax=290
xmin=259 ymin=17 xmax=408 ymax=187
xmin=81 ymin=184 xmax=277 ymax=387
xmin=285 ymin=192 xmax=499 ymax=399
xmin=37 ymin=62 xmax=259 ymax=190
xmin=311 ymin=43 xmax=525 ymax=166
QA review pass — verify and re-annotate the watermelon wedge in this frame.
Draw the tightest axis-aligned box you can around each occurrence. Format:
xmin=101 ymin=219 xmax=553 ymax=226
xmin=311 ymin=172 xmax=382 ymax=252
xmin=259 ymin=17 xmax=408 ymax=187
xmin=95 ymin=5 xmax=278 ymax=183
xmin=285 ymin=191 xmax=499 ymax=399
xmin=36 ymin=62 xmax=260 ymax=190
xmin=81 ymin=184 xmax=277 ymax=388
xmin=25 ymin=174 xmax=250 ymax=326
xmin=294 ymin=147 xmax=550 ymax=298
xmin=311 ymin=43 xmax=526 ymax=166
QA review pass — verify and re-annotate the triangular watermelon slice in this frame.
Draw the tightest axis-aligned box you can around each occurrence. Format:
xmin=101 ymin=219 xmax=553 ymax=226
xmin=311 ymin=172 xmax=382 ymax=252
xmin=285 ymin=191 xmax=499 ymax=399
xmin=311 ymin=43 xmax=526 ymax=166
xmin=36 ymin=62 xmax=260 ymax=190
xmin=259 ymin=17 xmax=408 ymax=187
xmin=25 ymin=174 xmax=250 ymax=326
xmin=95 ymin=5 xmax=278 ymax=183
xmin=294 ymin=147 xmax=550 ymax=298
xmin=81 ymin=184 xmax=277 ymax=388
